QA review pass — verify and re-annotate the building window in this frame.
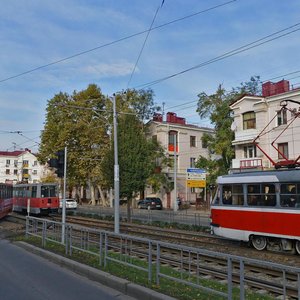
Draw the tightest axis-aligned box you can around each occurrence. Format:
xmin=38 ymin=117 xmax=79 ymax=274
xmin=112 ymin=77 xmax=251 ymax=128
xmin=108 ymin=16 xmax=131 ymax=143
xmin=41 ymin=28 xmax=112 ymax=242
xmin=32 ymin=170 xmax=37 ymax=175
xmin=23 ymin=160 xmax=29 ymax=167
xmin=243 ymin=145 xmax=257 ymax=158
xmin=6 ymin=169 xmax=10 ymax=175
xmin=243 ymin=111 xmax=256 ymax=129
xmin=190 ymin=157 xmax=196 ymax=168
xmin=14 ymin=169 xmax=18 ymax=175
xmin=33 ymin=160 xmax=38 ymax=166
xmin=14 ymin=160 xmax=18 ymax=167
xmin=168 ymin=131 xmax=178 ymax=152
xmin=278 ymin=143 xmax=288 ymax=159
xmin=6 ymin=159 xmax=10 ymax=165
xmin=277 ymin=109 xmax=287 ymax=126
xmin=190 ymin=136 xmax=196 ymax=147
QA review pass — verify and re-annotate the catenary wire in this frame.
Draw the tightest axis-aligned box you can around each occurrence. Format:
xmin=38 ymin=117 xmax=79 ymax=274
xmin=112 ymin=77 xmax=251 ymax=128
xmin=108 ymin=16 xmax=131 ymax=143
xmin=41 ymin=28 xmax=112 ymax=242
xmin=0 ymin=0 xmax=236 ymax=84
xmin=135 ymin=22 xmax=300 ymax=89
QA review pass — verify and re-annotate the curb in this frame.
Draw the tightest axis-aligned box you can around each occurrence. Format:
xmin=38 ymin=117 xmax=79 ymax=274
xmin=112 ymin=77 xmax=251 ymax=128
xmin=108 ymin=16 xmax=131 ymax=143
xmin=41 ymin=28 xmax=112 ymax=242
xmin=15 ymin=241 xmax=176 ymax=300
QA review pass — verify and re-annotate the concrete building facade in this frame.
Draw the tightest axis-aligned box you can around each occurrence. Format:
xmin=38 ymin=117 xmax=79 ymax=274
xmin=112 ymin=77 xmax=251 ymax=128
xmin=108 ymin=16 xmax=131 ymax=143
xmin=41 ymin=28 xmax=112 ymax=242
xmin=146 ymin=112 xmax=214 ymax=208
xmin=0 ymin=149 xmax=46 ymax=184
xmin=230 ymin=80 xmax=300 ymax=170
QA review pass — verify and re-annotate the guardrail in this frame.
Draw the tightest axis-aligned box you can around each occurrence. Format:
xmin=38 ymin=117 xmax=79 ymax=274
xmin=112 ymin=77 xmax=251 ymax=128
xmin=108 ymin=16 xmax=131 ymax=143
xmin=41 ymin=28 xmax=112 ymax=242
xmin=26 ymin=216 xmax=300 ymax=300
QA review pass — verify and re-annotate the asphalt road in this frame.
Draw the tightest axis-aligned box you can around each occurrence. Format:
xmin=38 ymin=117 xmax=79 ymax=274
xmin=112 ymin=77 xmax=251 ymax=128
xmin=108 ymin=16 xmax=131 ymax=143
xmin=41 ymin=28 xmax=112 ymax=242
xmin=0 ymin=239 xmax=135 ymax=300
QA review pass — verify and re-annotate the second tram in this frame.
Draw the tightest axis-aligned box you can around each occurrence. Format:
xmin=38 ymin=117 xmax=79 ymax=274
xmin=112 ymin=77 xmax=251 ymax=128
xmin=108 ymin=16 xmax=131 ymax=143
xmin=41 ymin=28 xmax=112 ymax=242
xmin=210 ymin=169 xmax=300 ymax=254
xmin=13 ymin=183 xmax=59 ymax=215
xmin=0 ymin=183 xmax=13 ymax=219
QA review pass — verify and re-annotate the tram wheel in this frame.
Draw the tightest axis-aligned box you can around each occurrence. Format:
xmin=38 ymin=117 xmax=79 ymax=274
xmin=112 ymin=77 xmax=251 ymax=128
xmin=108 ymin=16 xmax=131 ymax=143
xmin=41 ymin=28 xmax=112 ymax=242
xmin=251 ymin=235 xmax=267 ymax=251
xmin=295 ymin=241 xmax=300 ymax=255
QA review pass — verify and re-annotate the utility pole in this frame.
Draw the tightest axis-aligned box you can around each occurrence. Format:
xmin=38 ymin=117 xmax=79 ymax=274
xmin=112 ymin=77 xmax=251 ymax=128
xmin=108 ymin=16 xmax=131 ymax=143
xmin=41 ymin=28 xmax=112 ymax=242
xmin=62 ymin=146 xmax=67 ymax=244
xmin=113 ymin=95 xmax=120 ymax=234
xmin=174 ymin=133 xmax=178 ymax=212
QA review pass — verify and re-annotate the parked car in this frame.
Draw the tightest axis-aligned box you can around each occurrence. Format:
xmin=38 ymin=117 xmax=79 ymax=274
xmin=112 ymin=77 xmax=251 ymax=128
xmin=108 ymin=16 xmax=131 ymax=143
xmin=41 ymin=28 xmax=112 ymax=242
xmin=137 ymin=197 xmax=162 ymax=210
xmin=59 ymin=199 xmax=78 ymax=210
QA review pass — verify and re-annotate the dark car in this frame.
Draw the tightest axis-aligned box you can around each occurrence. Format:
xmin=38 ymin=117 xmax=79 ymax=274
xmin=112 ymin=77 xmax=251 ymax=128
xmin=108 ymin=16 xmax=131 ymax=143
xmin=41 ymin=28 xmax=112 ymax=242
xmin=137 ymin=197 xmax=163 ymax=210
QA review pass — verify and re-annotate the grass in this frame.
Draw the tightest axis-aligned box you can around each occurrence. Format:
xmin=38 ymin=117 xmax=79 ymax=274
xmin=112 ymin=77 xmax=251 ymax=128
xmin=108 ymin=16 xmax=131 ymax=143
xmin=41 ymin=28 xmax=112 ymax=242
xmin=13 ymin=234 xmax=274 ymax=300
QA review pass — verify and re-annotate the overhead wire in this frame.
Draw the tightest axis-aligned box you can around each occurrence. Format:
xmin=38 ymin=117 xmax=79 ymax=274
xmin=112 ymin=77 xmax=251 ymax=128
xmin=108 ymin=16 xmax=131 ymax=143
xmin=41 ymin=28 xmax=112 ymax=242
xmin=0 ymin=0 xmax=237 ymax=84
xmin=135 ymin=22 xmax=300 ymax=89
xmin=127 ymin=1 xmax=164 ymax=88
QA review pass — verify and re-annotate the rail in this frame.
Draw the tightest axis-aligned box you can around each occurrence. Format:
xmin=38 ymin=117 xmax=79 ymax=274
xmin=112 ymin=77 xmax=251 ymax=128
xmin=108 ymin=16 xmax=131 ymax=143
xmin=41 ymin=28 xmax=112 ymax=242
xmin=26 ymin=216 xmax=300 ymax=300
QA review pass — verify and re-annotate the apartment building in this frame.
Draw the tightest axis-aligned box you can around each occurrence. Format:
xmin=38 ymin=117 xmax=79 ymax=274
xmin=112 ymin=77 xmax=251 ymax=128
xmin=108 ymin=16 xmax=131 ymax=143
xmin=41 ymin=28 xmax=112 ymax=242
xmin=230 ymin=80 xmax=300 ymax=170
xmin=147 ymin=112 xmax=214 ymax=208
xmin=0 ymin=149 xmax=46 ymax=183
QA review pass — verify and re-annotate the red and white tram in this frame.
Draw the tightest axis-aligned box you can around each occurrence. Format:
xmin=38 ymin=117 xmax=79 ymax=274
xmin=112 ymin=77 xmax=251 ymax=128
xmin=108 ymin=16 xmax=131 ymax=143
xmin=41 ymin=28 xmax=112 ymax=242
xmin=210 ymin=169 xmax=300 ymax=254
xmin=13 ymin=183 xmax=59 ymax=215
xmin=0 ymin=183 xmax=13 ymax=219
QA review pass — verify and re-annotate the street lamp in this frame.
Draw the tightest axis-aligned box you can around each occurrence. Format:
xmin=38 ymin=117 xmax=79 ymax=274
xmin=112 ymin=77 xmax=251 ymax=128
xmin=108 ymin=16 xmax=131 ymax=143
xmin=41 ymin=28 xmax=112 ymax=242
xmin=112 ymin=94 xmax=120 ymax=234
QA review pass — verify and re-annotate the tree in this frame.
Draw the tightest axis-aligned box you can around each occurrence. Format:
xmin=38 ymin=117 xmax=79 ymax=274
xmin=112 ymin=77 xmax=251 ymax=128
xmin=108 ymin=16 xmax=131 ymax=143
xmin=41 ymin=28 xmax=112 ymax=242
xmin=38 ymin=84 xmax=109 ymax=204
xmin=101 ymin=112 xmax=162 ymax=221
xmin=196 ymin=76 xmax=261 ymax=183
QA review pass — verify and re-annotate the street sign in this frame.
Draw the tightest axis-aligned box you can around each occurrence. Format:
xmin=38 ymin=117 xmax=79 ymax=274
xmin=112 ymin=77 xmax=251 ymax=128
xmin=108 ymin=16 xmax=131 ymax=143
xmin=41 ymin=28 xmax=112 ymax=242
xmin=186 ymin=168 xmax=206 ymax=188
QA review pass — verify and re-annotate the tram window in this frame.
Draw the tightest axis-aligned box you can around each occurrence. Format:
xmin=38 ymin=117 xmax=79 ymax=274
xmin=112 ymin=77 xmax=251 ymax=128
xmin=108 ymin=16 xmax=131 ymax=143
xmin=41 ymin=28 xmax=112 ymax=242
xmin=32 ymin=186 xmax=37 ymax=198
xmin=280 ymin=184 xmax=297 ymax=207
xmin=232 ymin=184 xmax=244 ymax=205
xmin=247 ymin=184 xmax=261 ymax=206
xmin=41 ymin=185 xmax=57 ymax=198
xmin=262 ymin=184 xmax=276 ymax=206
xmin=222 ymin=185 xmax=232 ymax=205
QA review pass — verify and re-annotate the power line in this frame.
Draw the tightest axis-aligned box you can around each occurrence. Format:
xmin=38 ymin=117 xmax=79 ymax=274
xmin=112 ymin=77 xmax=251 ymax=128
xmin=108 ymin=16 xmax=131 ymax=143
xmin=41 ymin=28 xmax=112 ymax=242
xmin=127 ymin=2 xmax=163 ymax=88
xmin=135 ymin=22 xmax=300 ymax=89
xmin=0 ymin=0 xmax=236 ymax=84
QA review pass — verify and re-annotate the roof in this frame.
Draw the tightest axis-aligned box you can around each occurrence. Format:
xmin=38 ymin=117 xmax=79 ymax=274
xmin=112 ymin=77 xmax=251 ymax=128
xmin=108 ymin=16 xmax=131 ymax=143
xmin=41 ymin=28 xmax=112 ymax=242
xmin=0 ymin=150 xmax=27 ymax=157
xmin=147 ymin=120 xmax=214 ymax=132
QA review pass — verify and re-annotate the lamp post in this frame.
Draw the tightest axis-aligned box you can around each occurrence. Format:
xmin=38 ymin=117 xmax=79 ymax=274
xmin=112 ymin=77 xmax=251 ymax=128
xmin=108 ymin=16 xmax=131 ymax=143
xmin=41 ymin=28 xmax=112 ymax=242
xmin=113 ymin=95 xmax=120 ymax=234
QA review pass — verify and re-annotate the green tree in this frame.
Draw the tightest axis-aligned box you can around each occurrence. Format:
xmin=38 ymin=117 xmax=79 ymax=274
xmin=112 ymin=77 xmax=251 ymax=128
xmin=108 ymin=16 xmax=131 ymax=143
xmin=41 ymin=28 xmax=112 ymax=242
xmin=39 ymin=84 xmax=109 ymax=203
xmin=101 ymin=112 xmax=163 ymax=221
xmin=196 ymin=76 xmax=261 ymax=184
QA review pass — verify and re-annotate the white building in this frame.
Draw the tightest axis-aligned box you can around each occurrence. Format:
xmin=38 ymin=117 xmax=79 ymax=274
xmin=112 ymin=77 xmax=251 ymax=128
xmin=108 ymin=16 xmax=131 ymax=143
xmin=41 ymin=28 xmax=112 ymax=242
xmin=0 ymin=149 xmax=47 ymax=184
xmin=147 ymin=112 xmax=214 ymax=208
xmin=230 ymin=80 xmax=300 ymax=170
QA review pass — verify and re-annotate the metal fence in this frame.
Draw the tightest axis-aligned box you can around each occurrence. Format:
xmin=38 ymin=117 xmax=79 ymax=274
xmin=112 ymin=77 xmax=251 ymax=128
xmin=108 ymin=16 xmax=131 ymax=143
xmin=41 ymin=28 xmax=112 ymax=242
xmin=76 ymin=206 xmax=210 ymax=227
xmin=26 ymin=216 xmax=300 ymax=300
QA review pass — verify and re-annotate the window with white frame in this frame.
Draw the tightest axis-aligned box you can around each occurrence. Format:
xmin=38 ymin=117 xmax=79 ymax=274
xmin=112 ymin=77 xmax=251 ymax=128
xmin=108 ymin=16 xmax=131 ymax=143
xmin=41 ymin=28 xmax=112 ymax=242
xmin=190 ymin=136 xmax=196 ymax=147
xmin=190 ymin=157 xmax=196 ymax=168
xmin=277 ymin=109 xmax=287 ymax=126
xmin=243 ymin=145 xmax=257 ymax=158
xmin=278 ymin=143 xmax=288 ymax=159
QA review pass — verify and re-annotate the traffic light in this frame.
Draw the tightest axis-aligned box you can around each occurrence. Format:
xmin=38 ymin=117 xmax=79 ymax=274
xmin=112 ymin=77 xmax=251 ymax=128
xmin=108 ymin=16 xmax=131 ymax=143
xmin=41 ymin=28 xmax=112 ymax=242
xmin=56 ymin=150 xmax=65 ymax=178
xmin=48 ymin=150 xmax=65 ymax=178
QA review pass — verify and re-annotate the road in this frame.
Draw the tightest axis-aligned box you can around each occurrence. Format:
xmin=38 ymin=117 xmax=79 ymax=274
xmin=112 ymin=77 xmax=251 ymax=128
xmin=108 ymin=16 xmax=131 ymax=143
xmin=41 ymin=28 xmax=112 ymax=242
xmin=0 ymin=239 xmax=135 ymax=300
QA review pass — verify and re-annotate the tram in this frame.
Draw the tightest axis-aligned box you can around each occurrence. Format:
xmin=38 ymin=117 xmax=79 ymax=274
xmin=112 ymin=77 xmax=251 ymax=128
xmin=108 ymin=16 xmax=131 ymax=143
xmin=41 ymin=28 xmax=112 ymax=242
xmin=0 ymin=183 xmax=13 ymax=219
xmin=13 ymin=183 xmax=59 ymax=215
xmin=210 ymin=169 xmax=300 ymax=254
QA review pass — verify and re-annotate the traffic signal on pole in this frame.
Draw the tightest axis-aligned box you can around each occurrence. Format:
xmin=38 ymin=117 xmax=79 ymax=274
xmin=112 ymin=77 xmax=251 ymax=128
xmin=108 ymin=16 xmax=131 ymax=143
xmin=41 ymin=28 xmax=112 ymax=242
xmin=47 ymin=150 xmax=65 ymax=178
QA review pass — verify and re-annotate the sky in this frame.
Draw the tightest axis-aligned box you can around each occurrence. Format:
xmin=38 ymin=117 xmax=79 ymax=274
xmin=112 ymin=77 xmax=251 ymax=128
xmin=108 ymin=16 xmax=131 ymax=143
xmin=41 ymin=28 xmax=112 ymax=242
xmin=0 ymin=0 xmax=300 ymax=152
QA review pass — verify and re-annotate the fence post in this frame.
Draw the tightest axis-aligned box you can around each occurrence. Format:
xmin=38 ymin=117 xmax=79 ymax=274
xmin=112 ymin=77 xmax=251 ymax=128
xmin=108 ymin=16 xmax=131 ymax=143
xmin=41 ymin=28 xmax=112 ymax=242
xmin=148 ymin=240 xmax=152 ymax=283
xmin=99 ymin=232 xmax=103 ymax=267
xmin=239 ymin=259 xmax=245 ymax=300
xmin=156 ymin=242 xmax=160 ymax=285
xmin=25 ymin=216 xmax=29 ymax=238
xmin=42 ymin=220 xmax=46 ymax=248
xmin=227 ymin=257 xmax=233 ymax=300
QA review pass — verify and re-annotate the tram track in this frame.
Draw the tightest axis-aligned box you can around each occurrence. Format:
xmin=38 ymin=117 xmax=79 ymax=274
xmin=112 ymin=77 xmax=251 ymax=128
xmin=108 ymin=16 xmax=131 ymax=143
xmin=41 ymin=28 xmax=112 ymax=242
xmin=6 ymin=213 xmax=300 ymax=299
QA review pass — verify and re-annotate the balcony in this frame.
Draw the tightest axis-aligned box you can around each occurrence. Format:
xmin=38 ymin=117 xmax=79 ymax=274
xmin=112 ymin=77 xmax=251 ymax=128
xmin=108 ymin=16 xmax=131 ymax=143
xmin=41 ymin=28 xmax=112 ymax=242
xmin=232 ymin=158 xmax=263 ymax=170
xmin=232 ymin=129 xmax=259 ymax=145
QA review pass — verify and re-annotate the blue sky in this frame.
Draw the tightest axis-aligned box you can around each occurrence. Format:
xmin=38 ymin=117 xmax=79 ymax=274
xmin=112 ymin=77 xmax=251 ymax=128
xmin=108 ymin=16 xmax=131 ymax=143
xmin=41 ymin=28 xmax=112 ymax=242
xmin=0 ymin=0 xmax=300 ymax=152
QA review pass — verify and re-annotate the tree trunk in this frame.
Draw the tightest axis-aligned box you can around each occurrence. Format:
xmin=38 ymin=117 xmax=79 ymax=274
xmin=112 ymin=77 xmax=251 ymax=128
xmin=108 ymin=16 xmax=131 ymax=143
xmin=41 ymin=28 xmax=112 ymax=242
xmin=97 ymin=185 xmax=106 ymax=206
xmin=89 ymin=180 xmax=96 ymax=205
xmin=127 ymin=198 xmax=132 ymax=223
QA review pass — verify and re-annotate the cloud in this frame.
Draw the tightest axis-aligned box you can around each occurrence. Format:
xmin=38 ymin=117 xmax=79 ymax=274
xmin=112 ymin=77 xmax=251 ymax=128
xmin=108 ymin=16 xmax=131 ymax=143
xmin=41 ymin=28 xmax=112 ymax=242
xmin=83 ymin=61 xmax=139 ymax=78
